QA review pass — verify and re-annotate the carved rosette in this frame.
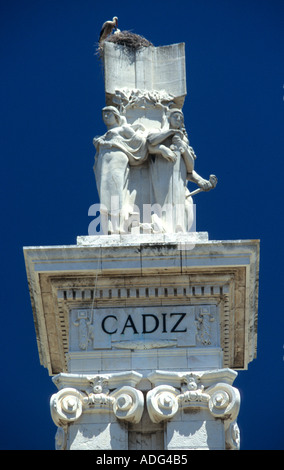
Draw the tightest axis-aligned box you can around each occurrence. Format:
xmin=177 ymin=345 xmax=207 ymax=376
xmin=50 ymin=388 xmax=85 ymax=427
xmin=207 ymin=383 xmax=240 ymax=421
xmin=112 ymin=386 xmax=144 ymax=423
xmin=146 ymin=385 xmax=179 ymax=423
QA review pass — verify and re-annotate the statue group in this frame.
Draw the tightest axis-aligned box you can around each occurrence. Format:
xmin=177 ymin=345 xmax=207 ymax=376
xmin=93 ymin=103 xmax=217 ymax=235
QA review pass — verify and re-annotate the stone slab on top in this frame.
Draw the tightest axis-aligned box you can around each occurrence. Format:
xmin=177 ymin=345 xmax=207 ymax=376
xmin=104 ymin=42 xmax=186 ymax=107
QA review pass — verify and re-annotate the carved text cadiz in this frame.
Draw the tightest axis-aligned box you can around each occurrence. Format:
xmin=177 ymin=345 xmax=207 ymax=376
xmin=69 ymin=305 xmax=219 ymax=351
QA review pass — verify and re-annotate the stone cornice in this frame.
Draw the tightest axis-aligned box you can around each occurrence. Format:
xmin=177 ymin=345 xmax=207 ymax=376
xmin=24 ymin=235 xmax=259 ymax=375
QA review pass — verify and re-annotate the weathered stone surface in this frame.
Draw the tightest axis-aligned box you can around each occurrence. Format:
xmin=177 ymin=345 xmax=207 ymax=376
xmin=24 ymin=235 xmax=259 ymax=375
xmin=50 ymin=367 xmax=240 ymax=450
xmin=104 ymin=42 xmax=187 ymax=104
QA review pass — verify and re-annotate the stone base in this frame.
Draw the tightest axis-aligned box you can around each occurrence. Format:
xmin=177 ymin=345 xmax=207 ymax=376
xmin=24 ymin=233 xmax=259 ymax=375
xmin=24 ymin=233 xmax=259 ymax=450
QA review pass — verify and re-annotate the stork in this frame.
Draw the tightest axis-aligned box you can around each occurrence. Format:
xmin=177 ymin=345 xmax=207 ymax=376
xmin=99 ymin=16 xmax=118 ymax=43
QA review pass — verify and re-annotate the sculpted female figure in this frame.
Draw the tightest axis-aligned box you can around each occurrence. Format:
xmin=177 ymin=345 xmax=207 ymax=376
xmin=148 ymin=108 xmax=217 ymax=232
xmin=93 ymin=106 xmax=147 ymax=233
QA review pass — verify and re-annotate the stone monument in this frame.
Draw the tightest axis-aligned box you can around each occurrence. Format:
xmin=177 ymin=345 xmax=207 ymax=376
xmin=24 ymin=25 xmax=259 ymax=451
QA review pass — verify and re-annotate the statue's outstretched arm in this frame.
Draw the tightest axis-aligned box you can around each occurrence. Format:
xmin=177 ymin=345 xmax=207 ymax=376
xmin=147 ymin=129 xmax=176 ymax=146
xmin=187 ymin=171 xmax=217 ymax=191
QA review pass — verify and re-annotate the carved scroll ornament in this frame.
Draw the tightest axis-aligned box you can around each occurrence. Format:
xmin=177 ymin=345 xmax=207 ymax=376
xmin=112 ymin=386 xmax=144 ymax=424
xmin=146 ymin=376 xmax=240 ymax=450
xmin=50 ymin=383 xmax=144 ymax=428
xmin=50 ymin=370 xmax=240 ymax=450
xmin=146 ymin=385 xmax=179 ymax=424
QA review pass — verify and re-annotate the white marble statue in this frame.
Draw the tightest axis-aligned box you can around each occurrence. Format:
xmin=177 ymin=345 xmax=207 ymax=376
xmin=148 ymin=108 xmax=217 ymax=232
xmin=93 ymin=105 xmax=217 ymax=234
xmin=93 ymin=106 xmax=147 ymax=233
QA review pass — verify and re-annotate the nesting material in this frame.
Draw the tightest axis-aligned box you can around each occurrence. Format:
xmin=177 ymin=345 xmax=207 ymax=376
xmin=97 ymin=30 xmax=153 ymax=57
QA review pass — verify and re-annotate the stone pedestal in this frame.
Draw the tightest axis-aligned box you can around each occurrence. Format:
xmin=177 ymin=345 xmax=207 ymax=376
xmin=24 ymin=233 xmax=259 ymax=450
xmin=23 ymin=33 xmax=259 ymax=450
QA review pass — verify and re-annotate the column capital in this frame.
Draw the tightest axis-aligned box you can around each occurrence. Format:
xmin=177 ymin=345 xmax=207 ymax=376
xmin=146 ymin=368 xmax=240 ymax=450
xmin=50 ymin=370 xmax=145 ymax=448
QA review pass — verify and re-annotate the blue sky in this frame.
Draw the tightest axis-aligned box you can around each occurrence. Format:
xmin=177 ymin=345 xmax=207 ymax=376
xmin=1 ymin=0 xmax=283 ymax=450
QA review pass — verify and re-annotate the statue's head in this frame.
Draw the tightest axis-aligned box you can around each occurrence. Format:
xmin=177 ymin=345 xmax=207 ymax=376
xmin=102 ymin=106 xmax=123 ymax=127
xmin=168 ymin=108 xmax=184 ymax=129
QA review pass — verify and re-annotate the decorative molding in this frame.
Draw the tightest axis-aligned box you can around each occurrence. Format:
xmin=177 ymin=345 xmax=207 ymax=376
xmin=50 ymin=387 xmax=85 ymax=427
xmin=226 ymin=421 xmax=241 ymax=450
xmin=50 ymin=371 xmax=144 ymax=431
xmin=178 ymin=373 xmax=210 ymax=409
xmin=57 ymin=283 xmax=228 ymax=303
xmin=112 ymin=88 xmax=175 ymax=113
xmin=196 ymin=306 xmax=216 ymax=346
xmin=146 ymin=385 xmax=179 ymax=423
xmin=112 ymin=386 xmax=144 ymax=424
xmin=52 ymin=370 xmax=143 ymax=391
xmin=146 ymin=368 xmax=240 ymax=450
xmin=24 ymin=238 xmax=259 ymax=373
xmin=112 ymin=340 xmax=177 ymax=350
xmin=207 ymin=382 xmax=240 ymax=421
xmin=147 ymin=368 xmax=238 ymax=389
xmin=53 ymin=276 xmax=232 ymax=371
xmin=50 ymin=368 xmax=240 ymax=450
xmin=73 ymin=309 xmax=92 ymax=350
xmin=55 ymin=426 xmax=67 ymax=451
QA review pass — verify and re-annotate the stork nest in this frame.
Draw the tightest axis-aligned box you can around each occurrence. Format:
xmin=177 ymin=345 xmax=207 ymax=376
xmin=97 ymin=30 xmax=153 ymax=57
